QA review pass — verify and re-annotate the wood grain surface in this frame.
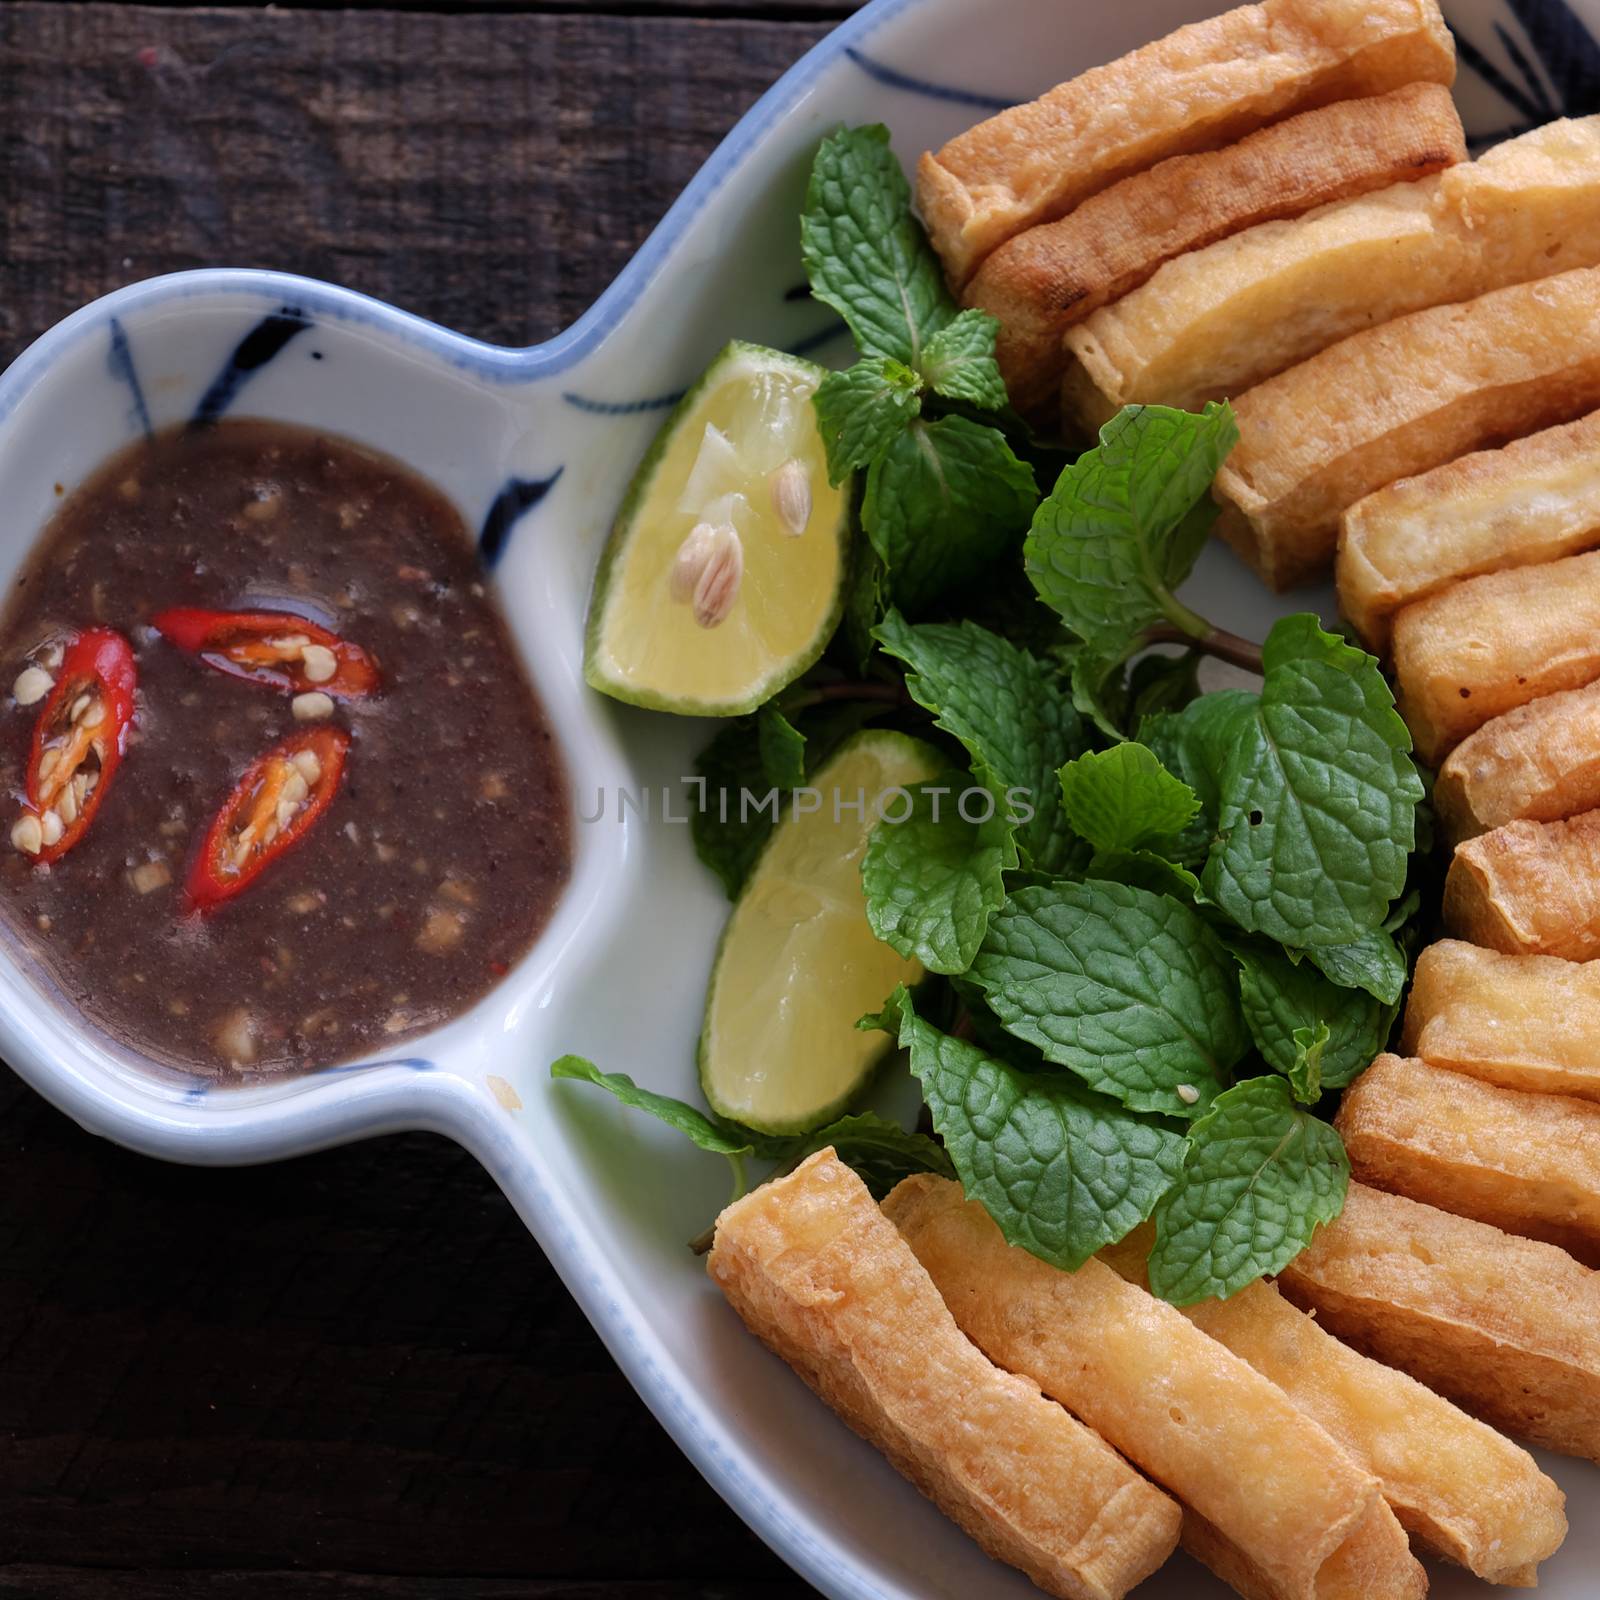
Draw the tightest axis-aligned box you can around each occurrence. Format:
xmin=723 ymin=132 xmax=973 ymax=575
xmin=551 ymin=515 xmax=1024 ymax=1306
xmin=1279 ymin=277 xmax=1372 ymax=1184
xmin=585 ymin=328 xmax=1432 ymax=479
xmin=0 ymin=2 xmax=857 ymax=1595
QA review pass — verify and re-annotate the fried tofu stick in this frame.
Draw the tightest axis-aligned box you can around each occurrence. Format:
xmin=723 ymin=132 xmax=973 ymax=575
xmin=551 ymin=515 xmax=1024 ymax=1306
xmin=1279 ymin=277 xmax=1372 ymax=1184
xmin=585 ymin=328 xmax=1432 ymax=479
xmin=883 ymin=1175 xmax=1421 ymax=1600
xmin=1338 ymin=408 xmax=1600 ymax=653
xmin=1391 ymin=548 xmax=1600 ymax=764
xmin=1433 ymin=681 xmax=1600 ymax=844
xmin=1212 ymin=266 xmax=1600 ymax=589
xmin=1064 ymin=115 xmax=1600 ymax=435
xmin=1277 ymin=1181 xmax=1600 ymax=1463
xmin=916 ymin=0 xmax=1455 ymax=287
xmin=1101 ymin=1228 xmax=1566 ymax=1587
xmin=1180 ymin=1500 xmax=1420 ymax=1600
xmin=1444 ymin=809 xmax=1600 ymax=960
xmin=967 ymin=86 xmax=1463 ymax=413
xmin=707 ymin=1151 xmax=1181 ymax=1600
xmin=1403 ymin=940 xmax=1600 ymax=1101
xmin=1337 ymin=1053 xmax=1600 ymax=1263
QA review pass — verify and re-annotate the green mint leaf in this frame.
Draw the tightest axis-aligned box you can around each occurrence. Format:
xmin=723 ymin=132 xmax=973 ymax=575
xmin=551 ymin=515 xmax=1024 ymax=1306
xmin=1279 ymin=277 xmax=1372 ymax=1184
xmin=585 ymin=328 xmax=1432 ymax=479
xmin=1087 ymin=848 xmax=1203 ymax=903
xmin=757 ymin=702 xmax=806 ymax=791
xmin=1290 ymin=1024 xmax=1330 ymax=1103
xmin=863 ymin=417 xmax=1038 ymax=612
xmin=1232 ymin=941 xmax=1396 ymax=1096
xmin=1301 ymin=926 xmax=1408 ymax=1007
xmin=1025 ymin=403 xmax=1238 ymax=652
xmin=1201 ymin=615 xmax=1423 ymax=948
xmin=692 ymin=701 xmax=884 ymax=898
xmin=813 ymin=358 xmax=923 ymax=486
xmin=874 ymin=610 xmax=1086 ymax=874
xmin=789 ymin=1109 xmax=957 ymax=1199
xmin=801 ymin=124 xmax=953 ymax=368
xmin=862 ymin=782 xmax=1018 ymax=974
xmin=886 ymin=987 xmax=1185 ymax=1270
xmin=551 ymin=1055 xmax=754 ymax=1154
xmin=1068 ymin=640 xmax=1134 ymax=740
xmin=551 ymin=1055 xmax=762 ymax=1200
xmin=919 ymin=308 xmax=1009 ymax=409
xmin=969 ymin=879 xmax=1247 ymax=1117
xmin=1059 ymin=743 xmax=1200 ymax=856
xmin=841 ymin=542 xmax=890 ymax=672
xmin=1148 ymin=1076 xmax=1350 ymax=1304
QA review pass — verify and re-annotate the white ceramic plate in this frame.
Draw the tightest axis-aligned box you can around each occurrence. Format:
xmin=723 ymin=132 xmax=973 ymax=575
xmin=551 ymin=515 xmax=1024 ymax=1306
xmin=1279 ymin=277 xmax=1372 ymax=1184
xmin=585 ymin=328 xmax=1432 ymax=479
xmin=1 ymin=0 xmax=1597 ymax=1594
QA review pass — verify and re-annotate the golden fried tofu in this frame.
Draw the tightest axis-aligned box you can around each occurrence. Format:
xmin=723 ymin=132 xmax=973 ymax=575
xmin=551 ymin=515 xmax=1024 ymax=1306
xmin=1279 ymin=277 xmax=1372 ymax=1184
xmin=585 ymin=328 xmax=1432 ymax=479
xmin=884 ymin=1175 xmax=1418 ymax=1600
xmin=1180 ymin=1499 xmax=1421 ymax=1600
xmin=1065 ymin=116 xmax=1600 ymax=434
xmin=1102 ymin=1227 xmax=1566 ymax=1587
xmin=1278 ymin=1182 xmax=1600 ymax=1463
xmin=1444 ymin=809 xmax=1600 ymax=960
xmin=1339 ymin=408 xmax=1600 ymax=653
xmin=707 ymin=1151 xmax=1181 ymax=1600
xmin=1391 ymin=549 xmax=1600 ymax=763
xmin=968 ymin=86 xmax=1463 ymax=413
xmin=1211 ymin=266 xmax=1600 ymax=589
xmin=1404 ymin=940 xmax=1600 ymax=1102
xmin=916 ymin=0 xmax=1455 ymax=286
xmin=1434 ymin=680 xmax=1600 ymax=843
xmin=1337 ymin=1053 xmax=1600 ymax=1263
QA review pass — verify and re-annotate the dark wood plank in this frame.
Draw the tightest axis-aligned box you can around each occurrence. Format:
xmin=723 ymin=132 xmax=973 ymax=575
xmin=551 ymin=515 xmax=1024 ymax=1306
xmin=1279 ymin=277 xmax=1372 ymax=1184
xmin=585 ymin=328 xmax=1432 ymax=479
xmin=0 ymin=2 xmax=832 ymax=361
xmin=0 ymin=3 xmax=835 ymax=1593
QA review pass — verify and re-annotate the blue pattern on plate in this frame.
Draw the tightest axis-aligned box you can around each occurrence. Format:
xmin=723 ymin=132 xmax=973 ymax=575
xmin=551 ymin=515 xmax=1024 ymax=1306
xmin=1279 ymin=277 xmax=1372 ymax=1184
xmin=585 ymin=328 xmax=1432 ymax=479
xmin=190 ymin=306 xmax=312 ymax=427
xmin=479 ymin=471 xmax=566 ymax=567
xmin=106 ymin=317 xmax=153 ymax=440
xmin=1456 ymin=0 xmax=1600 ymax=137
xmin=844 ymin=45 xmax=1020 ymax=110
xmin=180 ymin=1055 xmax=439 ymax=1100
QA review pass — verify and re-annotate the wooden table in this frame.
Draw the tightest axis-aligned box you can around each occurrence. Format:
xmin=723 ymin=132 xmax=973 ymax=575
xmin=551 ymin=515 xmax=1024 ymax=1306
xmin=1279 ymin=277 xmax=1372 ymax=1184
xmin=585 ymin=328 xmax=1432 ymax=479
xmin=0 ymin=4 xmax=858 ymax=1594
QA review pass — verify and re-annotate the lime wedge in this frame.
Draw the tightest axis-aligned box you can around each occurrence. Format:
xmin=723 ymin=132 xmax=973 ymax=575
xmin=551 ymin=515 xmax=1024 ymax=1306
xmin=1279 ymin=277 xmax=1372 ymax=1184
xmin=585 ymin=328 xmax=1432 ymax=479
xmin=585 ymin=341 xmax=851 ymax=716
xmin=700 ymin=730 xmax=942 ymax=1134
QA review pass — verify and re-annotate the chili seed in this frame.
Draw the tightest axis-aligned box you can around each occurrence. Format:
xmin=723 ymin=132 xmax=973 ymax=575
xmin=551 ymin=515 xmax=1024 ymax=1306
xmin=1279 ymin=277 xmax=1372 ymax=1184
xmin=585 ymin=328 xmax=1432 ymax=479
xmin=12 ymin=666 xmax=53 ymax=706
xmin=292 ymin=691 xmax=334 ymax=721
xmin=11 ymin=814 xmax=42 ymax=855
xmin=300 ymin=644 xmax=337 ymax=683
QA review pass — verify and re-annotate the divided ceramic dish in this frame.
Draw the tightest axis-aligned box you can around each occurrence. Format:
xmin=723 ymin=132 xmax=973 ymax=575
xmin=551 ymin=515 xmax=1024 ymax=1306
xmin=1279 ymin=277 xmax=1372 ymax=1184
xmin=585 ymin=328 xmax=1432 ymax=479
xmin=1 ymin=0 xmax=1597 ymax=1594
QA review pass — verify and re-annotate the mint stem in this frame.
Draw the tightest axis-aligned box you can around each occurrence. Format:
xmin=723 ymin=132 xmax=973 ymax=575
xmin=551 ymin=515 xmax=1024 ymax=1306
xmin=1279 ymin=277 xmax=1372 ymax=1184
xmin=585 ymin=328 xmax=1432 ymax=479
xmin=1145 ymin=623 xmax=1263 ymax=676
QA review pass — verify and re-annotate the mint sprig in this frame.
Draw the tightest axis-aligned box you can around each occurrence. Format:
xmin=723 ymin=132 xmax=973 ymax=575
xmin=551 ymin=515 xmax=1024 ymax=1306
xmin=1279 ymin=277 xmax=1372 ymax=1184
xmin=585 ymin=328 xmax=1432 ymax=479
xmin=813 ymin=358 xmax=922 ymax=485
xmin=1148 ymin=1076 xmax=1349 ymax=1304
xmin=551 ymin=1055 xmax=951 ymax=1211
xmin=1232 ymin=941 xmax=1397 ymax=1098
xmin=1026 ymin=403 xmax=1239 ymax=655
xmin=969 ymin=879 xmax=1246 ymax=1118
xmin=800 ymin=124 xmax=953 ymax=370
xmin=876 ymin=988 xmax=1185 ymax=1270
xmin=919 ymin=308 xmax=1009 ymax=409
xmin=862 ymin=782 xmax=1017 ymax=974
xmin=862 ymin=416 xmax=1037 ymax=611
xmin=1201 ymin=616 xmax=1424 ymax=948
xmin=874 ymin=611 xmax=1086 ymax=874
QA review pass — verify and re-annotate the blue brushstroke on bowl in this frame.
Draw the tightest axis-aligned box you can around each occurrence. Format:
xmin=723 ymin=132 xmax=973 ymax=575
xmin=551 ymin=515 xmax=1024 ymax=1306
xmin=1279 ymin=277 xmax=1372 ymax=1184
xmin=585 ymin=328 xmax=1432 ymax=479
xmin=479 ymin=471 xmax=565 ymax=568
xmin=189 ymin=306 xmax=312 ymax=428
xmin=844 ymin=45 xmax=1020 ymax=110
xmin=106 ymin=317 xmax=153 ymax=441
xmin=180 ymin=1055 xmax=438 ymax=1100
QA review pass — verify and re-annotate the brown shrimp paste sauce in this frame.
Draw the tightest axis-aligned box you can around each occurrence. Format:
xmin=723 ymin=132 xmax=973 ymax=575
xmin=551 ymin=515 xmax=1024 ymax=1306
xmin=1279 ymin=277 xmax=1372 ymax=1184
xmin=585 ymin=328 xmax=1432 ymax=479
xmin=0 ymin=420 xmax=571 ymax=1079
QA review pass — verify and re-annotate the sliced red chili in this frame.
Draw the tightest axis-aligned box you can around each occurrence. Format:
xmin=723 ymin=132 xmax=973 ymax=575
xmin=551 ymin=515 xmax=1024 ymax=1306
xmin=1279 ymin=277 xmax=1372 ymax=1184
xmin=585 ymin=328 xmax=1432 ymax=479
xmin=153 ymin=608 xmax=379 ymax=698
xmin=14 ymin=628 xmax=137 ymax=866
xmin=186 ymin=726 xmax=350 ymax=913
